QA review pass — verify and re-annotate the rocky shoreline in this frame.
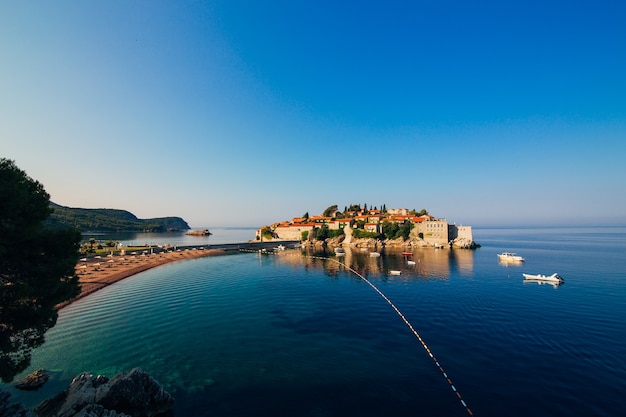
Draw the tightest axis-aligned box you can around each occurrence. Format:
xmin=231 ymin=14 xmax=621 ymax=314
xmin=1 ymin=369 xmax=173 ymax=417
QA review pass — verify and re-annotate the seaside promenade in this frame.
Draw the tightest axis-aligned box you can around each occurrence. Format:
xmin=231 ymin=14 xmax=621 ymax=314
xmin=62 ymin=240 xmax=299 ymax=309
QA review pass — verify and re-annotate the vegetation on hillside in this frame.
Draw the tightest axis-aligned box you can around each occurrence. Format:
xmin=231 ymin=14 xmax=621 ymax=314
xmin=46 ymin=203 xmax=190 ymax=232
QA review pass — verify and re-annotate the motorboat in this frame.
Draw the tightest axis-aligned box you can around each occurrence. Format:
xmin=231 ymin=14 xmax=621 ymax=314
xmin=522 ymin=273 xmax=564 ymax=284
xmin=407 ymin=260 xmax=416 ymax=266
xmin=369 ymin=252 xmax=380 ymax=257
xmin=389 ymin=270 xmax=402 ymax=275
xmin=498 ymin=252 xmax=525 ymax=262
xmin=276 ymin=244 xmax=286 ymax=251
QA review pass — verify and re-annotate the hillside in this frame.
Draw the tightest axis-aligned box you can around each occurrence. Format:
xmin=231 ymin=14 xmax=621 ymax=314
xmin=46 ymin=202 xmax=190 ymax=232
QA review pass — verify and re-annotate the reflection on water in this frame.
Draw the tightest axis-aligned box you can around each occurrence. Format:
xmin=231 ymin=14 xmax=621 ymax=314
xmin=81 ymin=227 xmax=257 ymax=247
xmin=0 ymin=304 xmax=58 ymax=383
xmin=279 ymin=246 xmax=475 ymax=280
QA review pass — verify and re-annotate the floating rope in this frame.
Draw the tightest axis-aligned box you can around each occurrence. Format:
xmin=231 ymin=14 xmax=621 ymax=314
xmin=259 ymin=249 xmax=474 ymax=416
xmin=321 ymin=256 xmax=474 ymax=416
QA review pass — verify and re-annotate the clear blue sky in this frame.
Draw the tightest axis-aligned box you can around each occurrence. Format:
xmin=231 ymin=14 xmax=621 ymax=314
xmin=2 ymin=1 xmax=625 ymax=227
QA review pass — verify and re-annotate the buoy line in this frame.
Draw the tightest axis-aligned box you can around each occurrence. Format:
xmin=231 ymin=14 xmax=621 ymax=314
xmin=306 ymin=253 xmax=474 ymax=416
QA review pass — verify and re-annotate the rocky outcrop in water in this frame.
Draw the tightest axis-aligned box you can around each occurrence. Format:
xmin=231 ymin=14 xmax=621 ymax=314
xmin=15 ymin=370 xmax=49 ymax=391
xmin=33 ymin=368 xmax=173 ymax=417
xmin=450 ymin=237 xmax=480 ymax=249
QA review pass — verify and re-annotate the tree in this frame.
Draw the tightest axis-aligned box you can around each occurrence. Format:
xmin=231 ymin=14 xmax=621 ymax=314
xmin=302 ymin=212 xmax=309 ymax=220
xmin=322 ymin=204 xmax=338 ymax=218
xmin=0 ymin=159 xmax=81 ymax=382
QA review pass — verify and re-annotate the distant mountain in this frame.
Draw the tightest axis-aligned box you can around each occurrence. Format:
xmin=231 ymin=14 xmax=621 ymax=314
xmin=46 ymin=202 xmax=190 ymax=232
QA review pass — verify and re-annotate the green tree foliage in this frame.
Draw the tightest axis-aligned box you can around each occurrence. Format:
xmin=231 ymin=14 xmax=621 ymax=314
xmin=301 ymin=231 xmax=309 ymax=241
xmin=0 ymin=159 xmax=82 ymax=382
xmin=260 ymin=227 xmax=275 ymax=240
xmin=302 ymin=212 xmax=309 ymax=220
xmin=46 ymin=203 xmax=190 ymax=232
xmin=409 ymin=208 xmax=429 ymax=216
xmin=381 ymin=220 xmax=413 ymax=240
xmin=352 ymin=229 xmax=380 ymax=239
xmin=314 ymin=224 xmax=344 ymax=241
xmin=322 ymin=205 xmax=338 ymax=217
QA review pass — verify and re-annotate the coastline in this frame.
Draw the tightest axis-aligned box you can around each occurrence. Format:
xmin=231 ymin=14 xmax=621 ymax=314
xmin=59 ymin=248 xmax=230 ymax=310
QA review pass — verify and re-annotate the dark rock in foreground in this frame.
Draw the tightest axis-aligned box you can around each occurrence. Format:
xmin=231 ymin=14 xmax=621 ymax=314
xmin=0 ymin=391 xmax=36 ymax=417
xmin=35 ymin=368 xmax=173 ymax=417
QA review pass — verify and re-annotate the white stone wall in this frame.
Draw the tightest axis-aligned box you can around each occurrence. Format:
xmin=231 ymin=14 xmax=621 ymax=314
xmin=414 ymin=219 xmax=449 ymax=246
xmin=273 ymin=226 xmax=314 ymax=241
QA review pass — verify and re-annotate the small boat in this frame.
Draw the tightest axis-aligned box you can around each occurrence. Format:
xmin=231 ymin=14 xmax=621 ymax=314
xmin=402 ymin=252 xmax=413 ymax=257
xmin=369 ymin=252 xmax=380 ymax=257
xmin=498 ymin=252 xmax=525 ymax=262
xmin=389 ymin=270 xmax=402 ymax=275
xmin=276 ymin=244 xmax=286 ymax=251
xmin=522 ymin=273 xmax=564 ymax=283
xmin=334 ymin=247 xmax=345 ymax=254
xmin=407 ymin=260 xmax=416 ymax=266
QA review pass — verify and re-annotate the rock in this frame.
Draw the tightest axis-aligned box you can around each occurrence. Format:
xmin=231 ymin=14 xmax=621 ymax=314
xmin=95 ymin=368 xmax=173 ymax=417
xmin=450 ymin=238 xmax=479 ymax=249
xmin=186 ymin=229 xmax=211 ymax=236
xmin=72 ymin=403 xmax=127 ymax=417
xmin=35 ymin=369 xmax=173 ymax=417
xmin=0 ymin=390 xmax=37 ymax=417
xmin=15 ymin=369 xmax=49 ymax=391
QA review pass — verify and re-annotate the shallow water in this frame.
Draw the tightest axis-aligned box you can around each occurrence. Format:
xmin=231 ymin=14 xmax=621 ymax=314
xmin=5 ymin=226 xmax=626 ymax=416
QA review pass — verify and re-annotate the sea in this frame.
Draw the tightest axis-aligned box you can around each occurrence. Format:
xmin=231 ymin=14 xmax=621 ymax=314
xmin=2 ymin=226 xmax=625 ymax=417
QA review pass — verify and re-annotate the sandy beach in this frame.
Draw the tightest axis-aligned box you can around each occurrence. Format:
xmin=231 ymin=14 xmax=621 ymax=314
xmin=59 ymin=248 xmax=231 ymax=309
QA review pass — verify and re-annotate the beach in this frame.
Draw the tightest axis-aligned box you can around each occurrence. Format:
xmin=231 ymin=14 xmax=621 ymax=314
xmin=60 ymin=248 xmax=230 ymax=309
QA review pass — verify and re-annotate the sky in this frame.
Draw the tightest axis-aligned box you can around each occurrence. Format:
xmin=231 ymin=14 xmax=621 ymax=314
xmin=1 ymin=1 xmax=625 ymax=228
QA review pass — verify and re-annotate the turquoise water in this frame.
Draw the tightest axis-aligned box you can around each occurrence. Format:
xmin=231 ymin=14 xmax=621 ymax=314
xmin=4 ymin=227 xmax=626 ymax=416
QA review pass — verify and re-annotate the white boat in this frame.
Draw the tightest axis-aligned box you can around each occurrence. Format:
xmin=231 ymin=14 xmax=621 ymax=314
xmin=389 ymin=270 xmax=401 ymax=275
xmin=498 ymin=252 xmax=525 ymax=262
xmin=407 ymin=260 xmax=416 ymax=266
xmin=334 ymin=247 xmax=345 ymax=253
xmin=522 ymin=273 xmax=564 ymax=283
xmin=369 ymin=252 xmax=380 ymax=257
xmin=276 ymin=244 xmax=286 ymax=251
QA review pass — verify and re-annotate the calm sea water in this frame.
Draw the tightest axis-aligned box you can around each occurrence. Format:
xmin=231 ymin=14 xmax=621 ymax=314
xmin=81 ymin=227 xmax=258 ymax=247
xmin=4 ymin=226 xmax=626 ymax=416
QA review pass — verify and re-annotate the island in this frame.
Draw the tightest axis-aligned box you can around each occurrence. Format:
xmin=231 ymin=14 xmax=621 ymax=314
xmin=186 ymin=229 xmax=212 ymax=236
xmin=255 ymin=204 xmax=478 ymax=249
